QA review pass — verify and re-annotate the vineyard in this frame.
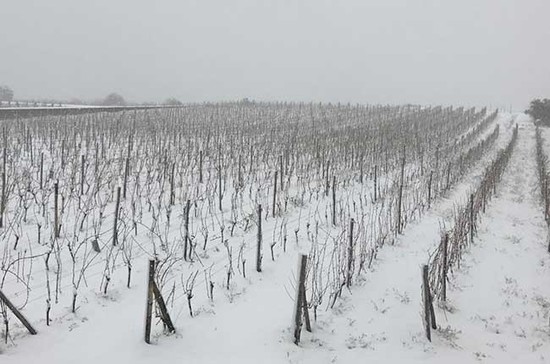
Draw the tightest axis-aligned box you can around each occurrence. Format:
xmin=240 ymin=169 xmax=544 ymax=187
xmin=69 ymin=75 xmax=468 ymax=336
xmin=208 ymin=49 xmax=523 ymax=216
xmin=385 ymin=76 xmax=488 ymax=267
xmin=0 ymin=103 xmax=549 ymax=363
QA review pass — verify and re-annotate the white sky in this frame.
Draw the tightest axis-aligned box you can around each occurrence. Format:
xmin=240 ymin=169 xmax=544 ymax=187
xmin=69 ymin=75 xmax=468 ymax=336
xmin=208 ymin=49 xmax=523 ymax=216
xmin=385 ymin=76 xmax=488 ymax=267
xmin=1 ymin=0 xmax=549 ymax=109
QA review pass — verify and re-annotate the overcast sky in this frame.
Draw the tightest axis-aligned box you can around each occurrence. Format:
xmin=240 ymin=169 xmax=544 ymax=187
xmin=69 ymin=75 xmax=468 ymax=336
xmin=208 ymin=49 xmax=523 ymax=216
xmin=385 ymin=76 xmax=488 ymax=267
xmin=1 ymin=0 xmax=548 ymax=109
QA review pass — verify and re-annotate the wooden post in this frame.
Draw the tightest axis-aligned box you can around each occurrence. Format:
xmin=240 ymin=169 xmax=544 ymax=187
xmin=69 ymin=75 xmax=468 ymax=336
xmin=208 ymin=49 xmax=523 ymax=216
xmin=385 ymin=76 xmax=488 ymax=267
xmin=113 ymin=186 xmax=121 ymax=246
xmin=184 ymin=199 xmax=190 ymax=261
xmin=273 ymin=170 xmax=278 ymax=217
xmin=0 ymin=289 xmax=37 ymax=335
xmin=80 ymin=154 xmax=85 ymax=196
xmin=61 ymin=139 xmax=65 ymax=170
xmin=145 ymin=259 xmax=155 ymax=344
xmin=151 ymin=281 xmax=176 ymax=334
xmin=199 ymin=150 xmax=203 ymax=184
xmin=279 ymin=155 xmax=284 ymax=190
xmin=441 ymin=233 xmax=448 ymax=302
xmin=169 ymin=162 xmax=175 ymax=205
xmin=256 ymin=204 xmax=263 ymax=272
xmin=125 ymin=133 xmax=132 ymax=199
xmin=332 ymin=176 xmax=336 ymax=226
xmin=374 ymin=165 xmax=378 ymax=202
xmin=301 ymin=284 xmax=312 ymax=332
xmin=54 ymin=182 xmax=59 ymax=238
xmin=346 ymin=218 xmax=354 ymax=288
xmin=422 ymin=264 xmax=431 ymax=341
xmin=397 ymin=147 xmax=405 ymax=234
xmin=294 ymin=254 xmax=308 ymax=345
xmin=39 ymin=152 xmax=44 ymax=190
xmin=325 ymin=161 xmax=330 ymax=197
xmin=237 ymin=154 xmax=243 ymax=187
xmin=218 ymin=166 xmax=223 ymax=211
xmin=396 ymin=183 xmax=403 ymax=234
xmin=422 ymin=264 xmax=436 ymax=341
xmin=123 ymin=157 xmax=130 ymax=199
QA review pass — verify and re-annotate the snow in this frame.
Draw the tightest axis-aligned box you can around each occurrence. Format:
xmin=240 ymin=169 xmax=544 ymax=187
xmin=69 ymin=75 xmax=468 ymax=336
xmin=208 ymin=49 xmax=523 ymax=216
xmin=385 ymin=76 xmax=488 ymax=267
xmin=2 ymin=112 xmax=550 ymax=363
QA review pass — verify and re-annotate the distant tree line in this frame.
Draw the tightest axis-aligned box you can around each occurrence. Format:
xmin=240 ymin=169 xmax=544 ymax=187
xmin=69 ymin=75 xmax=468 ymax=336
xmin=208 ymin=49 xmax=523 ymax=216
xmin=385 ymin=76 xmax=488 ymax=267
xmin=1 ymin=86 xmax=184 ymax=107
xmin=102 ymin=93 xmax=126 ymax=106
xmin=0 ymin=85 xmax=14 ymax=102
xmin=163 ymin=98 xmax=183 ymax=106
xmin=526 ymin=98 xmax=550 ymax=126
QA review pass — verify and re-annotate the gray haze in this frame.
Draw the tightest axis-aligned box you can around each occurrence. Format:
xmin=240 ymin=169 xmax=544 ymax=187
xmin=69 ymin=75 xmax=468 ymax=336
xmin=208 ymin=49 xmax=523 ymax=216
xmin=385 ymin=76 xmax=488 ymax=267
xmin=1 ymin=0 xmax=549 ymax=109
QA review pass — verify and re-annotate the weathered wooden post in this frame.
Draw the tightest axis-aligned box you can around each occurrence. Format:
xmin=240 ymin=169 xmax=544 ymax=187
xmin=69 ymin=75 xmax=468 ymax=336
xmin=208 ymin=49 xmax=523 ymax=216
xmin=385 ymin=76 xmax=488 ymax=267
xmin=0 ymin=290 xmax=37 ymax=335
xmin=145 ymin=259 xmax=155 ymax=344
xmin=184 ymin=199 xmax=190 ymax=261
xmin=256 ymin=204 xmax=263 ymax=272
xmin=169 ymin=162 xmax=175 ymax=205
xmin=396 ymin=147 xmax=405 ymax=234
xmin=54 ymin=181 xmax=60 ymax=238
xmin=39 ymin=152 xmax=44 ymax=190
xmin=422 ymin=264 xmax=437 ymax=341
xmin=199 ymin=150 xmax=203 ymax=184
xmin=441 ymin=233 xmax=449 ymax=302
xmin=346 ymin=218 xmax=354 ymax=288
xmin=293 ymin=253 xmax=308 ymax=345
xmin=374 ymin=165 xmax=378 ymax=202
xmin=113 ymin=186 xmax=121 ymax=246
xmin=80 ymin=154 xmax=85 ymax=196
xmin=332 ymin=176 xmax=336 ymax=226
xmin=218 ymin=166 xmax=223 ymax=211
xmin=279 ymin=155 xmax=284 ymax=190
xmin=273 ymin=170 xmax=278 ymax=217
xmin=123 ymin=157 xmax=130 ymax=199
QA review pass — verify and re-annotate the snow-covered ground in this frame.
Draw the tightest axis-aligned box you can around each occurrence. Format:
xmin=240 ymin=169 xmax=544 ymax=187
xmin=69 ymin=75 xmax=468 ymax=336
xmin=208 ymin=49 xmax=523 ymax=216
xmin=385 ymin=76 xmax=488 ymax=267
xmin=2 ymin=113 xmax=550 ymax=364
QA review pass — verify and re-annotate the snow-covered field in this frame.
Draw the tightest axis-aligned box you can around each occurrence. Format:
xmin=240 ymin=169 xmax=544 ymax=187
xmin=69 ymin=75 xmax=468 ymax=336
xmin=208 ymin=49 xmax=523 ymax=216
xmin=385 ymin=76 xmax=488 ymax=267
xmin=0 ymin=105 xmax=548 ymax=363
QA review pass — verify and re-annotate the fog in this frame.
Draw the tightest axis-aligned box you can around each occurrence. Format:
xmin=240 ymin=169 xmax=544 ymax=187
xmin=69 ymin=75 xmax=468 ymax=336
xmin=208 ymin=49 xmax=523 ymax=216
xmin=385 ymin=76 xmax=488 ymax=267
xmin=1 ymin=0 xmax=548 ymax=109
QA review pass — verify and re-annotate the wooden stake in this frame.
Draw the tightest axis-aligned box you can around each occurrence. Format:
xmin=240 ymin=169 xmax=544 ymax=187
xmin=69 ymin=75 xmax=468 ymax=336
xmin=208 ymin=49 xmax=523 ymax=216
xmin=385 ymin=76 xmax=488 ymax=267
xmin=151 ymin=281 xmax=176 ymax=334
xmin=145 ymin=259 xmax=155 ymax=344
xmin=199 ymin=150 xmax=203 ymax=184
xmin=169 ymin=162 xmax=175 ymax=205
xmin=374 ymin=165 xmax=378 ymax=202
xmin=397 ymin=147 xmax=405 ymax=234
xmin=0 ymin=289 xmax=37 ymax=335
xmin=294 ymin=254 xmax=308 ymax=345
xmin=123 ymin=157 xmax=129 ymax=199
xmin=39 ymin=152 xmax=44 ymax=190
xmin=273 ymin=170 xmax=278 ymax=217
xmin=422 ymin=264 xmax=436 ymax=341
xmin=441 ymin=233 xmax=448 ymax=302
xmin=332 ymin=176 xmax=336 ymax=226
xmin=54 ymin=182 xmax=59 ymax=238
xmin=346 ymin=218 xmax=354 ymax=288
xmin=113 ymin=186 xmax=121 ymax=246
xmin=218 ymin=166 xmax=223 ymax=211
xmin=301 ymin=284 xmax=311 ymax=332
xmin=256 ymin=204 xmax=263 ymax=272
xmin=80 ymin=154 xmax=85 ymax=196
xmin=184 ymin=199 xmax=190 ymax=261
